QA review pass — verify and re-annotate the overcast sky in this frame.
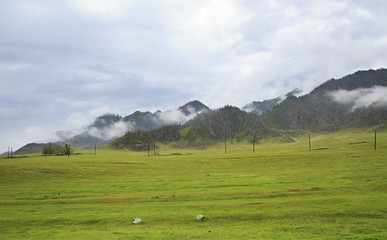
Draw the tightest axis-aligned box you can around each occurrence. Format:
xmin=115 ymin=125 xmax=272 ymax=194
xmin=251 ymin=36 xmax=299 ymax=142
xmin=1 ymin=0 xmax=387 ymax=153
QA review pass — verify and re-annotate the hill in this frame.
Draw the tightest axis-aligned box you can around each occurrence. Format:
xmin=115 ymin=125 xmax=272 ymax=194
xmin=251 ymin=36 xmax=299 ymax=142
xmin=180 ymin=106 xmax=273 ymax=146
xmin=69 ymin=100 xmax=209 ymax=149
xmin=14 ymin=143 xmax=62 ymax=155
xmin=112 ymin=69 xmax=387 ymax=150
xmin=242 ymin=88 xmax=301 ymax=115
xmin=260 ymin=69 xmax=387 ymax=130
xmin=111 ymin=106 xmax=284 ymax=150
xmin=178 ymin=100 xmax=210 ymax=115
xmin=15 ymin=100 xmax=209 ymax=154
xmin=110 ymin=125 xmax=181 ymax=151
xmin=14 ymin=143 xmax=46 ymax=155
xmin=13 ymin=69 xmax=387 ymax=153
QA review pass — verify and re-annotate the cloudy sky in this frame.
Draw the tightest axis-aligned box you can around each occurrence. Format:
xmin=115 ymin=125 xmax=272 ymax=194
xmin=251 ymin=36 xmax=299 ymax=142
xmin=1 ymin=0 xmax=387 ymax=152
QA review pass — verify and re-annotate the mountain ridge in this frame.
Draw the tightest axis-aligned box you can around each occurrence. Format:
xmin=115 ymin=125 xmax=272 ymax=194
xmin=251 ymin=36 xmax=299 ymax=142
xmin=14 ymin=68 xmax=387 ymax=154
xmin=110 ymin=105 xmax=281 ymax=150
xmin=242 ymin=88 xmax=302 ymax=115
xmin=15 ymin=100 xmax=210 ymax=153
xmin=261 ymin=68 xmax=387 ymax=130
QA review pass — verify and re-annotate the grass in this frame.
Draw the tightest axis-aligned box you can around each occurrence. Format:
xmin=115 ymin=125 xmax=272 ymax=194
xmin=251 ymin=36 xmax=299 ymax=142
xmin=0 ymin=130 xmax=386 ymax=239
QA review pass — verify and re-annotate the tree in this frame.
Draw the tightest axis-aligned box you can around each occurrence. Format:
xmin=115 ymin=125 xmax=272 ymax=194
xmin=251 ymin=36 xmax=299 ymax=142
xmin=64 ymin=144 xmax=71 ymax=157
xmin=42 ymin=144 xmax=73 ymax=156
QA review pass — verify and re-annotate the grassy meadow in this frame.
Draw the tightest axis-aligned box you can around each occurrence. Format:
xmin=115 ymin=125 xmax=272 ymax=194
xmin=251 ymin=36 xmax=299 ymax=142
xmin=0 ymin=129 xmax=386 ymax=239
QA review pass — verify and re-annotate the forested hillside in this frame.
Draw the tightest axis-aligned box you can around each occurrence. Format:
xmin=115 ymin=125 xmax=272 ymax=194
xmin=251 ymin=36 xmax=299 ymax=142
xmin=260 ymin=69 xmax=387 ymax=130
xmin=15 ymin=69 xmax=387 ymax=153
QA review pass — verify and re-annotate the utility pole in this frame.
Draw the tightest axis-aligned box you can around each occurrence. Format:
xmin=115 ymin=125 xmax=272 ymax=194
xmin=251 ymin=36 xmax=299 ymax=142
xmin=94 ymin=144 xmax=96 ymax=157
xmin=374 ymin=129 xmax=377 ymax=151
xmin=8 ymin=146 xmax=10 ymax=158
xmin=224 ymin=139 xmax=227 ymax=154
xmin=309 ymin=133 xmax=311 ymax=152
xmin=253 ymin=135 xmax=256 ymax=153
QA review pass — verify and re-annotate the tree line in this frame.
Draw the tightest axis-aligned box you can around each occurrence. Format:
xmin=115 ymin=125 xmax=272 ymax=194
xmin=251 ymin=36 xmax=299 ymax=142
xmin=42 ymin=144 xmax=73 ymax=156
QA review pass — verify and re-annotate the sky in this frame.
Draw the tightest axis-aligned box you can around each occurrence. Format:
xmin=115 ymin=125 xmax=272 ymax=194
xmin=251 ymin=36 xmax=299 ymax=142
xmin=1 ymin=0 xmax=387 ymax=153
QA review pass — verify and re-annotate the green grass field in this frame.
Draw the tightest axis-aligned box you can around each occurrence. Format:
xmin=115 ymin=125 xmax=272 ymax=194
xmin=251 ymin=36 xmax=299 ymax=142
xmin=1 ymin=130 xmax=386 ymax=239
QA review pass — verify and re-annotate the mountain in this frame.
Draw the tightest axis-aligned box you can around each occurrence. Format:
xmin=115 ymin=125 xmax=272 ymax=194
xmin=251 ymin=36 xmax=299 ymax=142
xmin=310 ymin=69 xmax=387 ymax=93
xmin=178 ymin=100 xmax=210 ymax=115
xmin=89 ymin=114 xmax=122 ymax=129
xmin=14 ymin=143 xmax=60 ymax=155
xmin=111 ymin=105 xmax=282 ymax=150
xmin=112 ymin=68 xmax=387 ymax=151
xmin=260 ymin=69 xmax=387 ymax=130
xmin=15 ymin=100 xmax=209 ymax=153
xmin=181 ymin=106 xmax=272 ymax=145
xmin=122 ymin=111 xmax=159 ymax=130
xmin=13 ymin=69 xmax=387 ymax=154
xmin=69 ymin=100 xmax=209 ymax=148
xmin=242 ymin=97 xmax=282 ymax=115
xmin=242 ymin=89 xmax=302 ymax=115
xmin=110 ymin=125 xmax=181 ymax=151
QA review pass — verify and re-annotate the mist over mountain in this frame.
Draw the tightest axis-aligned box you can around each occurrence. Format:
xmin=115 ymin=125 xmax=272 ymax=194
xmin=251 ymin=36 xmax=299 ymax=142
xmin=111 ymin=105 xmax=279 ymax=150
xmin=68 ymin=100 xmax=209 ymax=147
xmin=260 ymin=69 xmax=387 ymax=130
xmin=328 ymin=86 xmax=387 ymax=110
xmin=156 ymin=101 xmax=210 ymax=126
xmin=14 ymin=69 xmax=387 ymax=154
xmin=178 ymin=100 xmax=210 ymax=115
xmin=179 ymin=105 xmax=277 ymax=147
xmin=93 ymin=67 xmax=387 ymax=151
xmin=242 ymin=89 xmax=302 ymax=115
xmin=15 ymin=101 xmax=210 ymax=153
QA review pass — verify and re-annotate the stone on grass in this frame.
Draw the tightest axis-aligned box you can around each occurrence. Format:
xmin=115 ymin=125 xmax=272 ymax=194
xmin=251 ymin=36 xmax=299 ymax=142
xmin=133 ymin=218 xmax=142 ymax=224
xmin=196 ymin=215 xmax=205 ymax=221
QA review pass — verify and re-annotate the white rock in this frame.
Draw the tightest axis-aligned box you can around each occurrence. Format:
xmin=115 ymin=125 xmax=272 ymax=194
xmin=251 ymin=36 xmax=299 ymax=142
xmin=133 ymin=218 xmax=142 ymax=224
xmin=196 ymin=215 xmax=204 ymax=221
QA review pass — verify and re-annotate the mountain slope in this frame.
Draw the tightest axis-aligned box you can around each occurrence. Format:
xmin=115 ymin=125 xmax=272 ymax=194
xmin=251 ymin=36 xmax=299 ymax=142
xmin=261 ymin=69 xmax=387 ymax=130
xmin=15 ymin=100 xmax=210 ymax=153
xmin=14 ymin=143 xmax=65 ymax=155
xmin=110 ymin=125 xmax=181 ymax=151
xmin=310 ymin=69 xmax=387 ymax=94
xmin=182 ymin=106 xmax=271 ymax=145
xmin=68 ymin=100 xmax=209 ymax=148
xmin=13 ymin=69 xmax=387 ymax=154
xmin=243 ymin=89 xmax=302 ymax=115
xmin=111 ymin=105 xmax=279 ymax=150
xmin=178 ymin=100 xmax=210 ymax=115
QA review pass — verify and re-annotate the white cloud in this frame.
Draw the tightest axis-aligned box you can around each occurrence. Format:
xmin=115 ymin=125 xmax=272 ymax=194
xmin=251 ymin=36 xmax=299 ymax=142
xmin=63 ymin=106 xmax=122 ymax=136
xmin=165 ymin=0 xmax=252 ymax=54
xmin=71 ymin=0 xmax=137 ymax=18
xmin=1 ymin=0 xmax=387 ymax=153
xmin=88 ymin=120 xmax=134 ymax=140
xmin=23 ymin=126 xmax=55 ymax=142
xmin=329 ymin=86 xmax=387 ymax=110
xmin=65 ymin=112 xmax=90 ymax=130
xmin=156 ymin=108 xmax=200 ymax=125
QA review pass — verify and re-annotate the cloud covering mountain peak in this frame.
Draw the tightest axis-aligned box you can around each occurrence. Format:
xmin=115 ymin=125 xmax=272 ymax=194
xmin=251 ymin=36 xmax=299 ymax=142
xmin=328 ymin=86 xmax=387 ymax=110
